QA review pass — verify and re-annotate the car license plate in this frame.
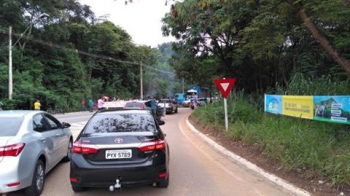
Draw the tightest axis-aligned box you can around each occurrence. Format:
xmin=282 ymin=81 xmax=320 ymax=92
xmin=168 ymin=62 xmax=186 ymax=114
xmin=105 ymin=150 xmax=132 ymax=159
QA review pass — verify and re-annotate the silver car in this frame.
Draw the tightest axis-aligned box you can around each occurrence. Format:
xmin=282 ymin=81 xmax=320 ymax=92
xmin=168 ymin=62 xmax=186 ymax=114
xmin=0 ymin=110 xmax=73 ymax=196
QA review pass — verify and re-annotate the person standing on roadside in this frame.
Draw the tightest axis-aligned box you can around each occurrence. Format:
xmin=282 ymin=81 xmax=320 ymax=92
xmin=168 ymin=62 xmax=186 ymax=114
xmin=34 ymin=99 xmax=41 ymax=110
xmin=88 ymin=98 xmax=94 ymax=112
xmin=81 ymin=99 xmax=86 ymax=111
xmin=97 ymin=96 xmax=105 ymax=110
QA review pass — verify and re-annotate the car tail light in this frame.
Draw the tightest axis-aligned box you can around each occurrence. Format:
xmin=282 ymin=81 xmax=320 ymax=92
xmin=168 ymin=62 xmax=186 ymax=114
xmin=7 ymin=182 xmax=20 ymax=187
xmin=139 ymin=139 xmax=165 ymax=152
xmin=70 ymin=177 xmax=78 ymax=182
xmin=141 ymin=104 xmax=145 ymax=110
xmin=0 ymin=143 xmax=25 ymax=157
xmin=158 ymin=171 xmax=167 ymax=178
xmin=72 ymin=141 xmax=98 ymax=154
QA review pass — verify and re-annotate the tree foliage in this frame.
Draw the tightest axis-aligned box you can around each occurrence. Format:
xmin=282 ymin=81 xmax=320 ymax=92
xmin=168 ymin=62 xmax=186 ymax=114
xmin=0 ymin=0 xmax=177 ymax=110
xmin=162 ymin=0 xmax=350 ymax=93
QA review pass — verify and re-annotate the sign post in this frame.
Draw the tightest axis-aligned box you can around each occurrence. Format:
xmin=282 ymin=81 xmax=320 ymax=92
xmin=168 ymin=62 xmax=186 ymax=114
xmin=214 ymin=78 xmax=236 ymax=131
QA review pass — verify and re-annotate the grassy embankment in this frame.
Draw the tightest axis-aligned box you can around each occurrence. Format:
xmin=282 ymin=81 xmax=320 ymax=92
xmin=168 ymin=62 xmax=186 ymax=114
xmin=190 ymin=74 xmax=350 ymax=189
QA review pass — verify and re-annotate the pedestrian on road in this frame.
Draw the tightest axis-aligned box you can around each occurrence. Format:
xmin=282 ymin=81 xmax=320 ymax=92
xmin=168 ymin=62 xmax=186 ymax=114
xmin=34 ymin=99 xmax=41 ymax=110
xmin=88 ymin=98 xmax=94 ymax=112
xmin=81 ymin=99 xmax=86 ymax=111
xmin=97 ymin=96 xmax=105 ymax=110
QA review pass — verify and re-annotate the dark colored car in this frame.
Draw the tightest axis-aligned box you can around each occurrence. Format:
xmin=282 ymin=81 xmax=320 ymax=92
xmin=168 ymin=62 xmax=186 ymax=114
xmin=124 ymin=100 xmax=164 ymax=121
xmin=69 ymin=109 xmax=169 ymax=192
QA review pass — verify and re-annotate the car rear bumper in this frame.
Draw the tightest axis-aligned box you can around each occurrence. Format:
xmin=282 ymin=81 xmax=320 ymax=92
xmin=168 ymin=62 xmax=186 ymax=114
xmin=70 ymin=152 xmax=169 ymax=188
xmin=70 ymin=162 xmax=167 ymax=188
xmin=0 ymin=158 xmax=30 ymax=193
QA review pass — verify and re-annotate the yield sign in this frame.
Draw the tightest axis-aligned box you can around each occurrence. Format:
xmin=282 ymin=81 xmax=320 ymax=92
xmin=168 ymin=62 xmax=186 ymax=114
xmin=214 ymin=78 xmax=236 ymax=99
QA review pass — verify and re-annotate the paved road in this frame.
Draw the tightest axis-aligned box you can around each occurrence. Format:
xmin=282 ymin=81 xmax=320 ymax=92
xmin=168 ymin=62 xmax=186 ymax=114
xmin=8 ymin=109 xmax=297 ymax=196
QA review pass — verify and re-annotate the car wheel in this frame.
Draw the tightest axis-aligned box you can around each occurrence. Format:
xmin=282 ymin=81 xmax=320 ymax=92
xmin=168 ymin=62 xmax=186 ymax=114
xmin=175 ymin=107 xmax=178 ymax=113
xmin=72 ymin=185 xmax=87 ymax=192
xmin=156 ymin=173 xmax=169 ymax=188
xmin=62 ymin=139 xmax=73 ymax=162
xmin=24 ymin=160 xmax=45 ymax=196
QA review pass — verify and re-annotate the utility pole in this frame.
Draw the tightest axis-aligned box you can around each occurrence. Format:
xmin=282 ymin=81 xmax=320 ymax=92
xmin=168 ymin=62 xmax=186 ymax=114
xmin=140 ymin=62 xmax=143 ymax=100
xmin=182 ymin=77 xmax=184 ymax=93
xmin=8 ymin=13 xmax=49 ymax=100
xmin=9 ymin=26 xmax=12 ymax=100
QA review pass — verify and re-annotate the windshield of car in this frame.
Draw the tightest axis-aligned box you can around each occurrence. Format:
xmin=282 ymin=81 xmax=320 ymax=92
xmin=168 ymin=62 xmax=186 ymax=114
xmin=84 ymin=113 xmax=157 ymax=133
xmin=0 ymin=117 xmax=24 ymax=136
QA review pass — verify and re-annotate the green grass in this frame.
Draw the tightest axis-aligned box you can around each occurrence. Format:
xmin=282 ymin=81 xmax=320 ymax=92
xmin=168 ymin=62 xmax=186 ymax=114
xmin=192 ymin=96 xmax=350 ymax=189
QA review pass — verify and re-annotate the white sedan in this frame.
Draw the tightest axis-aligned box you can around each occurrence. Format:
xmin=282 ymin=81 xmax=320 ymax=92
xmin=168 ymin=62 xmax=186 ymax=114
xmin=182 ymin=99 xmax=191 ymax=107
xmin=0 ymin=110 xmax=73 ymax=196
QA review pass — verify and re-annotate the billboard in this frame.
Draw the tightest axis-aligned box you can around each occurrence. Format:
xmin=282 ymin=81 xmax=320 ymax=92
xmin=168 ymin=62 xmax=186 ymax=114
xmin=264 ymin=94 xmax=350 ymax=125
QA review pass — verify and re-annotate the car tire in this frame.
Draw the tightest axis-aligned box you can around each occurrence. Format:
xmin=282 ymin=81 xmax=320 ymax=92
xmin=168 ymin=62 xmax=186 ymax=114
xmin=156 ymin=173 xmax=169 ymax=188
xmin=72 ymin=185 xmax=87 ymax=192
xmin=62 ymin=139 xmax=73 ymax=162
xmin=175 ymin=107 xmax=178 ymax=113
xmin=24 ymin=160 xmax=45 ymax=196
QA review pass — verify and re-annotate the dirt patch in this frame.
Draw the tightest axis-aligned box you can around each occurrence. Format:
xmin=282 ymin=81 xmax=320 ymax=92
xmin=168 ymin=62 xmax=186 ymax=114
xmin=188 ymin=117 xmax=349 ymax=196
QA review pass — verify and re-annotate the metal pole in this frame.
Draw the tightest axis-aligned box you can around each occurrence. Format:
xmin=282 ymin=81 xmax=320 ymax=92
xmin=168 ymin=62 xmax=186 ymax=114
xmin=9 ymin=26 xmax=13 ymax=100
xmin=182 ymin=77 xmax=184 ymax=93
xmin=140 ymin=62 xmax=143 ymax=100
xmin=224 ymin=98 xmax=228 ymax=131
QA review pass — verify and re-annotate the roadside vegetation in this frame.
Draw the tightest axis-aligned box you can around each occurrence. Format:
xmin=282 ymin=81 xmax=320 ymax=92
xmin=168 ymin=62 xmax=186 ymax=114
xmin=191 ymin=74 xmax=350 ymax=189
xmin=0 ymin=1 xmax=182 ymax=111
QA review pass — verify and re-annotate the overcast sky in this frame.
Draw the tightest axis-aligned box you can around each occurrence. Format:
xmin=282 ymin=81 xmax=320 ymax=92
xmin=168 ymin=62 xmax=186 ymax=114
xmin=78 ymin=0 xmax=176 ymax=47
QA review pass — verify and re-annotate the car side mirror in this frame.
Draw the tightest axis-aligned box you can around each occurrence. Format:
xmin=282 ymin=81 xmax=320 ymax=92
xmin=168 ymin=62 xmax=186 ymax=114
xmin=62 ymin=122 xmax=71 ymax=128
xmin=158 ymin=120 xmax=165 ymax=125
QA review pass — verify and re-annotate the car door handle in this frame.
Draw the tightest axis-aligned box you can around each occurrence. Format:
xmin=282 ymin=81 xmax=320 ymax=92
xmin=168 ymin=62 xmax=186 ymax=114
xmin=40 ymin=137 xmax=46 ymax=142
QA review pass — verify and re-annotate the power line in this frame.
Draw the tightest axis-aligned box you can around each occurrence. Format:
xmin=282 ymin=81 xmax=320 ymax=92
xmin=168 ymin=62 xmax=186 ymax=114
xmin=0 ymin=28 xmax=175 ymax=75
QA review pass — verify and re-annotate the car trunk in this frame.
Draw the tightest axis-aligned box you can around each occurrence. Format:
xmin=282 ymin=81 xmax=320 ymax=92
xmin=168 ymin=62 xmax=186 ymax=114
xmin=76 ymin=132 xmax=162 ymax=165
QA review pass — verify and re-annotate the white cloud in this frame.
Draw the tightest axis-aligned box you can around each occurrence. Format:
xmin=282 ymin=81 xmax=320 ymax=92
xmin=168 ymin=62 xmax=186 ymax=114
xmin=78 ymin=0 xmax=176 ymax=47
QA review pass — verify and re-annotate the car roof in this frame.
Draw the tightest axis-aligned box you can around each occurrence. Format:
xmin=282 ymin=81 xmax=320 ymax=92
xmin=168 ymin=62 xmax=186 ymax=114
xmin=125 ymin=100 xmax=150 ymax=103
xmin=0 ymin=110 xmax=43 ymax=117
xmin=97 ymin=108 xmax=151 ymax=115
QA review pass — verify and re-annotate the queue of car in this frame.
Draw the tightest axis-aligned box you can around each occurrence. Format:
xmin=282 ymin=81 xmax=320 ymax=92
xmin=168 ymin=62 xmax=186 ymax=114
xmin=0 ymin=99 xmax=173 ymax=195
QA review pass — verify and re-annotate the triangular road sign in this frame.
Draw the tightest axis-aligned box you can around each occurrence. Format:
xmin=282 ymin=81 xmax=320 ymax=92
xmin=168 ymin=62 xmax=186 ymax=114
xmin=214 ymin=78 xmax=236 ymax=98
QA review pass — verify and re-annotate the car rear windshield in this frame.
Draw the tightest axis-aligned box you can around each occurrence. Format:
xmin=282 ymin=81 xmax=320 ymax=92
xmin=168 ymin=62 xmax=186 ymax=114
xmin=159 ymin=99 xmax=170 ymax=103
xmin=0 ymin=117 xmax=23 ymax=136
xmin=124 ymin=102 xmax=144 ymax=108
xmin=84 ymin=113 xmax=157 ymax=134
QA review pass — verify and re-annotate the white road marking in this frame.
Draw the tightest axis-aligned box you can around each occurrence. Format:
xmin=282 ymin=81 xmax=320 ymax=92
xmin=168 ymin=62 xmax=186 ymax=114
xmin=69 ymin=122 xmax=86 ymax=138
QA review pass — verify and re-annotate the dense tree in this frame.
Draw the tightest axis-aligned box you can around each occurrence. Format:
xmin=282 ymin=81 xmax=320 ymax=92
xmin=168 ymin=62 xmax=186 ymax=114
xmin=162 ymin=0 xmax=350 ymax=93
xmin=0 ymin=0 xmax=176 ymax=110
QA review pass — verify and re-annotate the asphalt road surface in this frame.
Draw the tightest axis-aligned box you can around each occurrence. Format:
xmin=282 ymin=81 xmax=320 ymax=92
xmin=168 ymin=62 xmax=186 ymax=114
xmin=7 ymin=108 xmax=296 ymax=196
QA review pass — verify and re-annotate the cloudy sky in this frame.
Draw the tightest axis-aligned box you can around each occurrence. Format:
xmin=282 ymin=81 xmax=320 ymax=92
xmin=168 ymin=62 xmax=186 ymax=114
xmin=78 ymin=0 xmax=176 ymax=47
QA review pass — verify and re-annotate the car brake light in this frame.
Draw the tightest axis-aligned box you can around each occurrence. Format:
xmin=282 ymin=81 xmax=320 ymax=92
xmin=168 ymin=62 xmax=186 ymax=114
xmin=7 ymin=182 xmax=21 ymax=187
xmin=159 ymin=172 xmax=167 ymax=178
xmin=139 ymin=139 xmax=165 ymax=152
xmin=72 ymin=142 xmax=98 ymax=154
xmin=0 ymin=143 xmax=25 ymax=157
xmin=141 ymin=104 xmax=145 ymax=109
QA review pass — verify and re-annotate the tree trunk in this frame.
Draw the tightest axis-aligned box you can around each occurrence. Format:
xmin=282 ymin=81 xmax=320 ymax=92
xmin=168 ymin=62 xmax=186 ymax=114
xmin=286 ymin=0 xmax=350 ymax=76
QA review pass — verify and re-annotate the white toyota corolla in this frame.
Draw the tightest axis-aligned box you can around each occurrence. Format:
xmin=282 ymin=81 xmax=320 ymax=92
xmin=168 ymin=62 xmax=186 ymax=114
xmin=0 ymin=110 xmax=73 ymax=196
